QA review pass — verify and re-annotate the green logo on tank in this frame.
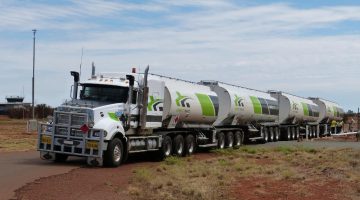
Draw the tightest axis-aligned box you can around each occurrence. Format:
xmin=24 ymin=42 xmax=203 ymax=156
xmin=148 ymin=96 xmax=163 ymax=111
xmin=175 ymin=91 xmax=191 ymax=108
xmin=234 ymin=95 xmax=244 ymax=107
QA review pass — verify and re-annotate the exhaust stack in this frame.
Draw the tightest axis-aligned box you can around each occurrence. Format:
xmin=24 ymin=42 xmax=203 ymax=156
xmin=140 ymin=66 xmax=150 ymax=129
xmin=70 ymin=71 xmax=80 ymax=99
xmin=91 ymin=62 xmax=96 ymax=78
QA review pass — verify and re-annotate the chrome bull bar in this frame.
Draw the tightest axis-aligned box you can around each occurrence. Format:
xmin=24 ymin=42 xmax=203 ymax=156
xmin=38 ymin=122 xmax=105 ymax=158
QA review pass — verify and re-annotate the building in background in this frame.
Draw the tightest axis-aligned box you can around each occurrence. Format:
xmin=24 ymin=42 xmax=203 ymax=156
xmin=0 ymin=96 xmax=31 ymax=115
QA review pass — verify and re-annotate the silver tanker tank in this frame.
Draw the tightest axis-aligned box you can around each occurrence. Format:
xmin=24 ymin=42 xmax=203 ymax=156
xmin=200 ymin=81 xmax=278 ymax=126
xmin=270 ymin=91 xmax=320 ymax=124
xmin=148 ymin=75 xmax=218 ymax=128
xmin=309 ymin=97 xmax=344 ymax=123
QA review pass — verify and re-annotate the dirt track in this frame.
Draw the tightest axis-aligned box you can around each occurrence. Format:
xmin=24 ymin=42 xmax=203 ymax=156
xmin=4 ymin=140 xmax=360 ymax=200
xmin=0 ymin=151 xmax=80 ymax=200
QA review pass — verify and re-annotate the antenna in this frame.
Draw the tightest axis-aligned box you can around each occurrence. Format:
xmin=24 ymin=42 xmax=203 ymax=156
xmin=79 ymin=47 xmax=84 ymax=80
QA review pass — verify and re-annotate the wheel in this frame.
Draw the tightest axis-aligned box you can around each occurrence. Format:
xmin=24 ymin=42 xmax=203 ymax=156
xmin=184 ymin=134 xmax=196 ymax=156
xmin=54 ymin=153 xmax=68 ymax=162
xmin=217 ymin=132 xmax=225 ymax=149
xmin=157 ymin=135 xmax=172 ymax=160
xmin=225 ymin=132 xmax=234 ymax=148
xmin=233 ymin=131 xmax=242 ymax=148
xmin=274 ymin=127 xmax=279 ymax=141
xmin=104 ymin=138 xmax=123 ymax=167
xmin=287 ymin=127 xmax=291 ymax=140
xmin=263 ymin=127 xmax=269 ymax=143
xmin=292 ymin=127 xmax=296 ymax=140
xmin=296 ymin=127 xmax=300 ymax=139
xmin=269 ymin=127 xmax=274 ymax=142
xmin=173 ymin=134 xmax=185 ymax=156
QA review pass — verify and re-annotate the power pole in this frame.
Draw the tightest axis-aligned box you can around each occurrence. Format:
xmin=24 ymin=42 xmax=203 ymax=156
xmin=32 ymin=29 xmax=37 ymax=119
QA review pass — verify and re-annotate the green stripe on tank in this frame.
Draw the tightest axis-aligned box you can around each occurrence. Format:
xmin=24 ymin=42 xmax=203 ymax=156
xmin=250 ymin=96 xmax=262 ymax=114
xmin=301 ymin=103 xmax=309 ymax=116
xmin=195 ymin=93 xmax=215 ymax=116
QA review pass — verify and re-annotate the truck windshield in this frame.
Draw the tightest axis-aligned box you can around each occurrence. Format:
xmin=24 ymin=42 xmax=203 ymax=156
xmin=80 ymin=84 xmax=129 ymax=103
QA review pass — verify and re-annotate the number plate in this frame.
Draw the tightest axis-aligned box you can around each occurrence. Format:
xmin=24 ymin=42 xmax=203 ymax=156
xmin=41 ymin=135 xmax=52 ymax=144
xmin=86 ymin=141 xmax=98 ymax=150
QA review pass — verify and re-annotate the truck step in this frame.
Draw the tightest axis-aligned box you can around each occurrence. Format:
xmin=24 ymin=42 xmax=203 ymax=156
xmin=248 ymin=136 xmax=263 ymax=141
xmin=198 ymin=143 xmax=217 ymax=148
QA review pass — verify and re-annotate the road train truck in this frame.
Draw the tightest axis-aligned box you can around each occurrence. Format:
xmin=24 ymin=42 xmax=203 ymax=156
xmin=37 ymin=66 xmax=344 ymax=167
xmin=38 ymin=67 xmax=251 ymax=166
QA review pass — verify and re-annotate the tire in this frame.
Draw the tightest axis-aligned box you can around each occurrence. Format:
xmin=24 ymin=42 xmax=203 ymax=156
xmin=104 ymin=138 xmax=123 ymax=167
xmin=217 ymin=132 xmax=225 ymax=149
xmin=233 ymin=131 xmax=242 ymax=148
xmin=292 ymin=127 xmax=296 ymax=140
xmin=225 ymin=132 xmax=234 ymax=148
xmin=173 ymin=134 xmax=185 ymax=156
xmin=274 ymin=127 xmax=279 ymax=141
xmin=184 ymin=134 xmax=196 ymax=156
xmin=269 ymin=127 xmax=274 ymax=142
xmin=54 ymin=153 xmax=68 ymax=162
xmin=263 ymin=127 xmax=269 ymax=143
xmin=158 ymin=135 xmax=172 ymax=160
xmin=296 ymin=127 xmax=300 ymax=139
xmin=287 ymin=127 xmax=291 ymax=141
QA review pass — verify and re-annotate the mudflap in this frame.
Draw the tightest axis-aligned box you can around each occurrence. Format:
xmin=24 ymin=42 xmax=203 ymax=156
xmin=40 ymin=151 xmax=55 ymax=161
xmin=87 ymin=157 xmax=103 ymax=167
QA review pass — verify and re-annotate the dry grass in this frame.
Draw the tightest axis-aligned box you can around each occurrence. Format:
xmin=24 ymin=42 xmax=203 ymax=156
xmin=0 ymin=115 xmax=37 ymax=152
xmin=127 ymin=146 xmax=360 ymax=200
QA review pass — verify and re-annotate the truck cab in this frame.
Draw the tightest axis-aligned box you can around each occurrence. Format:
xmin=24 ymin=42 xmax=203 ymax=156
xmin=38 ymin=67 xmax=146 ymax=167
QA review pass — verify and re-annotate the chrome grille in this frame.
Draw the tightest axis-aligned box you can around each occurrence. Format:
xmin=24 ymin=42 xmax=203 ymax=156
xmin=56 ymin=113 xmax=70 ymax=124
xmin=55 ymin=126 xmax=68 ymax=135
xmin=71 ymin=114 xmax=86 ymax=126
xmin=71 ymin=128 xmax=85 ymax=137
xmin=55 ymin=112 xmax=87 ymax=127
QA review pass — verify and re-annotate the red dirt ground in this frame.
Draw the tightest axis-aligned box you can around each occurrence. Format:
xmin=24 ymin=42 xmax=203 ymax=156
xmin=232 ymin=177 xmax=353 ymax=200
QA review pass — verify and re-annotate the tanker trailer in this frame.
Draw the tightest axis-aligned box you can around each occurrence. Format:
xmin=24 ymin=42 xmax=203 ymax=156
xmin=200 ymin=81 xmax=279 ymax=143
xmin=270 ymin=91 xmax=320 ymax=140
xmin=309 ymin=97 xmax=344 ymax=135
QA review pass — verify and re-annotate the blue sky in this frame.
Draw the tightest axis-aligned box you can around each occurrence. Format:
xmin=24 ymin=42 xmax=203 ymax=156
xmin=0 ymin=0 xmax=359 ymax=111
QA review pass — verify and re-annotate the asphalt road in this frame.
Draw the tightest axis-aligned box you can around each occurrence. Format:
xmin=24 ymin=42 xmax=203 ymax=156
xmin=0 ymin=151 xmax=84 ymax=200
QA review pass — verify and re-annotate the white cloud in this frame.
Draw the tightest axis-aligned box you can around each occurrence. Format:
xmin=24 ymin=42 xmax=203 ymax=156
xmin=0 ymin=0 xmax=359 ymax=110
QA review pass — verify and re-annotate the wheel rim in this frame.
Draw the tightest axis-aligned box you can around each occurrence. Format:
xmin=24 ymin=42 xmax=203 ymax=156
xmin=228 ymin=136 xmax=233 ymax=147
xmin=113 ymin=145 xmax=121 ymax=163
xmin=235 ymin=135 xmax=241 ymax=146
xmin=177 ymin=142 xmax=184 ymax=154
xmin=165 ymin=142 xmax=171 ymax=156
xmin=188 ymin=141 xmax=194 ymax=153
xmin=220 ymin=138 xmax=225 ymax=149
xmin=264 ymin=132 xmax=268 ymax=142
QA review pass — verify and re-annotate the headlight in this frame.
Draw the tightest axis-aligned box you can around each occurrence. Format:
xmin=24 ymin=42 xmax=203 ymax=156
xmin=93 ymin=131 xmax=107 ymax=137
